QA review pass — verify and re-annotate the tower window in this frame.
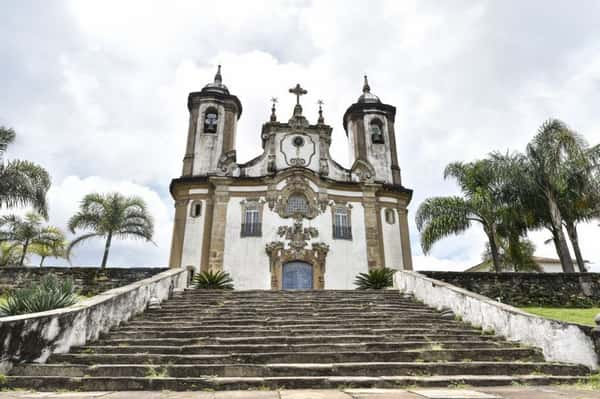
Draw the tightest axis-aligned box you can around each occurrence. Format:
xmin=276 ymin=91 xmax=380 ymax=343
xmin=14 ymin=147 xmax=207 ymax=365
xmin=241 ymin=201 xmax=262 ymax=237
xmin=190 ymin=201 xmax=202 ymax=218
xmin=370 ymin=118 xmax=384 ymax=144
xmin=286 ymin=194 xmax=309 ymax=215
xmin=333 ymin=206 xmax=352 ymax=240
xmin=204 ymin=107 xmax=218 ymax=133
xmin=385 ymin=208 xmax=395 ymax=224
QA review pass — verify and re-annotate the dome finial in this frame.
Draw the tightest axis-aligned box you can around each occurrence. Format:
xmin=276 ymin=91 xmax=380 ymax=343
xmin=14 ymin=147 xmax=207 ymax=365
xmin=363 ymin=75 xmax=371 ymax=94
xmin=317 ymin=100 xmax=325 ymax=124
xmin=270 ymin=97 xmax=278 ymax=122
xmin=214 ymin=65 xmax=223 ymax=84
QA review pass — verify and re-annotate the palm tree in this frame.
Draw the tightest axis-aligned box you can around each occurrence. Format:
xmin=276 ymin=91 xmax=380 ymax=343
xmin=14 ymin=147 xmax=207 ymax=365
xmin=0 ymin=242 xmax=23 ymax=267
xmin=0 ymin=213 xmax=64 ymax=266
xmin=68 ymin=192 xmax=154 ymax=269
xmin=523 ymin=119 xmax=598 ymax=272
xmin=0 ymin=126 xmax=51 ymax=218
xmin=416 ymin=159 xmax=507 ymax=272
xmin=29 ymin=228 xmax=68 ymax=267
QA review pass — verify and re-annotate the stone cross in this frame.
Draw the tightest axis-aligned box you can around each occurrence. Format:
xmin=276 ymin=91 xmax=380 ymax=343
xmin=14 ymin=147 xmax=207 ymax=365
xmin=289 ymin=84 xmax=307 ymax=105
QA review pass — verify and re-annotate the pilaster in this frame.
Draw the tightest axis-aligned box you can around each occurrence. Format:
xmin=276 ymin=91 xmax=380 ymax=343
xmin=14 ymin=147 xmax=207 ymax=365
xmin=363 ymin=185 xmax=383 ymax=270
xmin=398 ymin=207 xmax=413 ymax=270
xmin=207 ymin=180 xmax=231 ymax=271
xmin=168 ymin=199 xmax=189 ymax=268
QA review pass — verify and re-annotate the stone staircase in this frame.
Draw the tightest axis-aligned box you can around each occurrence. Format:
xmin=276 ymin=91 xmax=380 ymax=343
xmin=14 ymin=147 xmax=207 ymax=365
xmin=5 ymin=289 xmax=591 ymax=390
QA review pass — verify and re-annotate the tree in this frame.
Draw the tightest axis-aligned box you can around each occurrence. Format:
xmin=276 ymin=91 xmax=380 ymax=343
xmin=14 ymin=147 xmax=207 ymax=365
xmin=416 ymin=159 xmax=508 ymax=272
xmin=0 ymin=242 xmax=23 ymax=267
xmin=29 ymin=228 xmax=68 ymax=267
xmin=68 ymin=192 xmax=154 ymax=269
xmin=0 ymin=126 xmax=51 ymax=218
xmin=0 ymin=213 xmax=64 ymax=266
xmin=481 ymin=237 xmax=540 ymax=272
xmin=523 ymin=119 xmax=598 ymax=272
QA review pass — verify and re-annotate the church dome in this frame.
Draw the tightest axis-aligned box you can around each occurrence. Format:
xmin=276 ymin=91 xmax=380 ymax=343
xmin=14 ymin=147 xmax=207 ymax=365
xmin=357 ymin=75 xmax=380 ymax=103
xmin=202 ymin=65 xmax=230 ymax=94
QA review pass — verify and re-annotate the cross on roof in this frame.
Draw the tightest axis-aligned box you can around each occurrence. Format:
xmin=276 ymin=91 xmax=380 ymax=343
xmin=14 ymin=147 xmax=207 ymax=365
xmin=289 ymin=83 xmax=307 ymax=105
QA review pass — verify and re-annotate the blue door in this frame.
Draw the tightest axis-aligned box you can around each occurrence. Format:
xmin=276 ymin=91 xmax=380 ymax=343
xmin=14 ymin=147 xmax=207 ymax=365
xmin=282 ymin=261 xmax=313 ymax=290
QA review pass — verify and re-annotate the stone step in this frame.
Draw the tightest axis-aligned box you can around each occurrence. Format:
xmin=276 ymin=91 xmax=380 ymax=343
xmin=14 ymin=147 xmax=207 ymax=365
xmin=114 ymin=323 xmax=463 ymax=333
xmin=12 ymin=361 xmax=585 ymax=378
xmin=53 ymin=348 xmax=541 ymax=364
xmin=4 ymin=374 xmax=588 ymax=391
xmin=136 ymin=315 xmax=444 ymax=324
xmin=93 ymin=334 xmax=501 ymax=347
xmin=75 ymin=340 xmax=515 ymax=354
xmin=104 ymin=329 xmax=485 ymax=340
xmin=122 ymin=319 xmax=462 ymax=328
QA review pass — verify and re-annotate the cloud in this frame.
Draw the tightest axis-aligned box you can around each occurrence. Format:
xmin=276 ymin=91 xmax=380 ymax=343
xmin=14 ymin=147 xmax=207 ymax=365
xmin=2 ymin=0 xmax=600 ymax=269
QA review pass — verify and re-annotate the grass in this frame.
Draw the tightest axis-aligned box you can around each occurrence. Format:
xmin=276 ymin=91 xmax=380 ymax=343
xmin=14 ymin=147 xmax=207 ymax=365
xmin=520 ymin=307 xmax=600 ymax=326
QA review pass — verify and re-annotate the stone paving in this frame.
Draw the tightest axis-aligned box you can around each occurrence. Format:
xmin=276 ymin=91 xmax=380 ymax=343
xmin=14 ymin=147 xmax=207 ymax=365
xmin=1 ymin=387 xmax=600 ymax=399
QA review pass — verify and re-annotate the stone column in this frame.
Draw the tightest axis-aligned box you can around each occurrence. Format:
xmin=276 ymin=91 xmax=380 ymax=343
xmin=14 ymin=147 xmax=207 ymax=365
xmin=207 ymin=180 xmax=230 ymax=271
xmin=168 ymin=199 xmax=189 ymax=268
xmin=363 ymin=185 xmax=383 ymax=270
xmin=182 ymin=108 xmax=199 ymax=176
xmin=398 ymin=207 xmax=413 ymax=270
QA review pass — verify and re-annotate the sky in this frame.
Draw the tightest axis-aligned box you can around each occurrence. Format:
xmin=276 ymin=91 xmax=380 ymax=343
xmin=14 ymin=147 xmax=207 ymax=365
xmin=1 ymin=0 xmax=600 ymax=271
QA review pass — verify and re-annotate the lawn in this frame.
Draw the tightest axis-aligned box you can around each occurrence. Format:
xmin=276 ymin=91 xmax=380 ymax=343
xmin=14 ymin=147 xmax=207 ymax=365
xmin=521 ymin=307 xmax=600 ymax=326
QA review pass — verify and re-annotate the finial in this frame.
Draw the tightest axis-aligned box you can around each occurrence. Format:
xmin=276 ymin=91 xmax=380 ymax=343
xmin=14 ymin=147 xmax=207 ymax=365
xmin=214 ymin=65 xmax=222 ymax=84
xmin=270 ymin=97 xmax=278 ymax=122
xmin=363 ymin=75 xmax=370 ymax=93
xmin=289 ymin=83 xmax=308 ymax=117
xmin=317 ymin=100 xmax=324 ymax=124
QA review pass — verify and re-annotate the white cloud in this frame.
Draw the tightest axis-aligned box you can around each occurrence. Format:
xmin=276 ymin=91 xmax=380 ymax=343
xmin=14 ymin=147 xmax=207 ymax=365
xmin=2 ymin=0 xmax=600 ymax=270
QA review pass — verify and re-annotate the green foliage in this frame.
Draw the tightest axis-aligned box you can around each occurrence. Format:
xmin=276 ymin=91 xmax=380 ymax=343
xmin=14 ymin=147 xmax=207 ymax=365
xmin=521 ymin=307 xmax=600 ymax=326
xmin=0 ymin=274 xmax=78 ymax=316
xmin=0 ymin=127 xmax=51 ymax=218
xmin=68 ymin=192 xmax=154 ymax=268
xmin=0 ymin=242 xmax=23 ymax=267
xmin=0 ymin=213 xmax=64 ymax=267
xmin=354 ymin=268 xmax=396 ymax=290
xmin=193 ymin=270 xmax=234 ymax=290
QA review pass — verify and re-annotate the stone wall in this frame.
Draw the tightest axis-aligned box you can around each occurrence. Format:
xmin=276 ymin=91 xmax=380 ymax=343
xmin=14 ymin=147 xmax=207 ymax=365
xmin=420 ymin=271 xmax=600 ymax=307
xmin=0 ymin=268 xmax=188 ymax=373
xmin=394 ymin=271 xmax=600 ymax=370
xmin=0 ymin=267 xmax=168 ymax=296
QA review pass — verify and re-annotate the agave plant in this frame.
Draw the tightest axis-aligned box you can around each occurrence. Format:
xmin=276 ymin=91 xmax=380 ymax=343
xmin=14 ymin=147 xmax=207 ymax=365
xmin=354 ymin=268 xmax=396 ymax=290
xmin=0 ymin=274 xmax=78 ymax=316
xmin=192 ymin=270 xmax=234 ymax=290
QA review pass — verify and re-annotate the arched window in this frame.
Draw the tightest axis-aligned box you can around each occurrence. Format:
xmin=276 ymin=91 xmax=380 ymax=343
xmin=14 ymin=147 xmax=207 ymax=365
xmin=190 ymin=201 xmax=202 ymax=218
xmin=333 ymin=206 xmax=352 ymax=240
xmin=286 ymin=194 xmax=309 ymax=215
xmin=241 ymin=201 xmax=262 ymax=237
xmin=204 ymin=107 xmax=218 ymax=133
xmin=385 ymin=208 xmax=395 ymax=224
xmin=370 ymin=118 xmax=384 ymax=144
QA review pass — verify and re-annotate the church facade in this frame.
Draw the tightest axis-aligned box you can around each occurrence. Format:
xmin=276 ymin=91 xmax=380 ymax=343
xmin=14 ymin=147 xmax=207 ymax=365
xmin=168 ymin=67 xmax=413 ymax=290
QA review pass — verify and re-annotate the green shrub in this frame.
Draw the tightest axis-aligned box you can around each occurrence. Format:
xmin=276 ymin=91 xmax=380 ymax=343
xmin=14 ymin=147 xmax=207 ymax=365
xmin=192 ymin=270 xmax=234 ymax=290
xmin=354 ymin=268 xmax=396 ymax=290
xmin=0 ymin=274 xmax=78 ymax=316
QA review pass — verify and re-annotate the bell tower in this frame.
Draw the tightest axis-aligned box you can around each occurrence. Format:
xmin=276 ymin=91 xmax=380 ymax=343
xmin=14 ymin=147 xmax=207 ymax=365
xmin=181 ymin=65 xmax=243 ymax=176
xmin=343 ymin=76 xmax=401 ymax=185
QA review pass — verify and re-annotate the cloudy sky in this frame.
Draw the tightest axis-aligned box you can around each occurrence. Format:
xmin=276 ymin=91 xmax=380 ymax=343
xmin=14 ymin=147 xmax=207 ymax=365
xmin=2 ymin=0 xmax=600 ymax=271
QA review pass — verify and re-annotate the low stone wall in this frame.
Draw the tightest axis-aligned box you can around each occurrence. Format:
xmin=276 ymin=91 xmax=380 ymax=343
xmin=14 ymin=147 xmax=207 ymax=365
xmin=394 ymin=271 xmax=600 ymax=370
xmin=420 ymin=271 xmax=600 ymax=307
xmin=0 ymin=268 xmax=188 ymax=373
xmin=0 ymin=267 xmax=168 ymax=296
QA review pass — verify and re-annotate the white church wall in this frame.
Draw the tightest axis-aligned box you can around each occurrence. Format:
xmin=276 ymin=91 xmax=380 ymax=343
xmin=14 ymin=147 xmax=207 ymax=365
xmin=364 ymin=114 xmax=393 ymax=184
xmin=222 ymin=197 xmax=272 ymax=290
xmin=192 ymin=103 xmax=225 ymax=175
xmin=180 ymin=200 xmax=205 ymax=272
xmin=381 ymin=208 xmax=403 ymax=270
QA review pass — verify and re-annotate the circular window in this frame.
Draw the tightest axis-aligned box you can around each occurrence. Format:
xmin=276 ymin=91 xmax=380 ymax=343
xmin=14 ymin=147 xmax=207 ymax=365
xmin=292 ymin=136 xmax=305 ymax=147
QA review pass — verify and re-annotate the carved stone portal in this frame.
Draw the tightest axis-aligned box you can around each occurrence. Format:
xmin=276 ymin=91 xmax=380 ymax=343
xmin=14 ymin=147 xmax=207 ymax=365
xmin=266 ymin=219 xmax=329 ymax=290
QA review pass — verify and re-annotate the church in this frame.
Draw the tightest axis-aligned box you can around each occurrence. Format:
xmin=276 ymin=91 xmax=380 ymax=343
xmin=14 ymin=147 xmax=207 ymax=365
xmin=168 ymin=67 xmax=413 ymax=289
